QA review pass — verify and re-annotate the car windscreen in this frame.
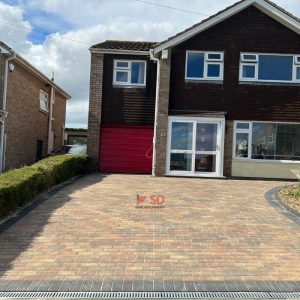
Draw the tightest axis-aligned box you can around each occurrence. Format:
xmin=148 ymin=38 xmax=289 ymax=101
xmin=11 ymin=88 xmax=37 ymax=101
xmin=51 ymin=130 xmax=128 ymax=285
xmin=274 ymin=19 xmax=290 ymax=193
xmin=67 ymin=146 xmax=87 ymax=155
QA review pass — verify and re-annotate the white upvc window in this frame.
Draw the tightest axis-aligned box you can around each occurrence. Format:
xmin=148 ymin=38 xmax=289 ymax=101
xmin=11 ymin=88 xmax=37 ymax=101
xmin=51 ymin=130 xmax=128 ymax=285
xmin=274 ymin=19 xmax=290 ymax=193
xmin=233 ymin=121 xmax=300 ymax=162
xmin=233 ymin=122 xmax=252 ymax=160
xmin=113 ymin=60 xmax=146 ymax=86
xmin=39 ymin=90 xmax=48 ymax=112
xmin=185 ymin=51 xmax=224 ymax=81
xmin=240 ymin=52 xmax=300 ymax=83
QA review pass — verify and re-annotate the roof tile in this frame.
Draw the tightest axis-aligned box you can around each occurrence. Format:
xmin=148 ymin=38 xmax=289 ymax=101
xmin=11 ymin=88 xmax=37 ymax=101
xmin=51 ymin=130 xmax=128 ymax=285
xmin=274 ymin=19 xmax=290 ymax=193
xmin=91 ymin=40 xmax=157 ymax=51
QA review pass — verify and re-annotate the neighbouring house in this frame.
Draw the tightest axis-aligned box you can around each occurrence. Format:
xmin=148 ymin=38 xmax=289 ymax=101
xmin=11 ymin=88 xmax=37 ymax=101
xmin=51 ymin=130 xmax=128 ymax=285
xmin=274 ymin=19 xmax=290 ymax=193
xmin=64 ymin=128 xmax=88 ymax=145
xmin=87 ymin=0 xmax=300 ymax=180
xmin=0 ymin=42 xmax=71 ymax=172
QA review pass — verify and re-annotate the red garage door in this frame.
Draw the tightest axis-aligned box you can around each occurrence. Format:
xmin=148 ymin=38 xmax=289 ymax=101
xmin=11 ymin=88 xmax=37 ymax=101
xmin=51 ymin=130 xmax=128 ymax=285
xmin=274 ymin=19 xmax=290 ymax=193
xmin=99 ymin=125 xmax=154 ymax=174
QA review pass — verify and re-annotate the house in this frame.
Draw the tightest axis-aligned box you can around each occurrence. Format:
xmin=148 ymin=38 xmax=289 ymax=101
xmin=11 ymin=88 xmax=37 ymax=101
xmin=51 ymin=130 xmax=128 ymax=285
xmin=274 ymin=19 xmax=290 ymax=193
xmin=0 ymin=42 xmax=71 ymax=171
xmin=87 ymin=0 xmax=300 ymax=180
xmin=64 ymin=128 xmax=88 ymax=145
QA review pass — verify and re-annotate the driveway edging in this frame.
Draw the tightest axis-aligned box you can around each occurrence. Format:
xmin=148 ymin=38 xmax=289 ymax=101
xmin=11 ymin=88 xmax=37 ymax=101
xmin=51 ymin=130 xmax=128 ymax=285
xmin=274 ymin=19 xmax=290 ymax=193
xmin=265 ymin=186 xmax=300 ymax=225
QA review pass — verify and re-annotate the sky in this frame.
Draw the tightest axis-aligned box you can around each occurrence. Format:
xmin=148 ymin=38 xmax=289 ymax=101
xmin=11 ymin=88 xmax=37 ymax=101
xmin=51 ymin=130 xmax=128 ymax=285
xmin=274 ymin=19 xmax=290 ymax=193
xmin=0 ymin=0 xmax=299 ymax=128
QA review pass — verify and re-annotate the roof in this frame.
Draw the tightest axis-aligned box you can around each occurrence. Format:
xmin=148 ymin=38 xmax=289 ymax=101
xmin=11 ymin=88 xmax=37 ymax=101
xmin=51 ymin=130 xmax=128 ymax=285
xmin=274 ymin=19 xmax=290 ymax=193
xmin=90 ymin=40 xmax=157 ymax=54
xmin=153 ymin=0 xmax=300 ymax=54
xmin=0 ymin=41 xmax=71 ymax=99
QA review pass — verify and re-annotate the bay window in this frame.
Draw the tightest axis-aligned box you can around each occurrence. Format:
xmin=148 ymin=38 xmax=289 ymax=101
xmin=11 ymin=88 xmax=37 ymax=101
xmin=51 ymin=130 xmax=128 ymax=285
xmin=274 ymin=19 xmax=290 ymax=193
xmin=186 ymin=51 xmax=224 ymax=80
xmin=233 ymin=122 xmax=300 ymax=161
xmin=240 ymin=53 xmax=300 ymax=83
xmin=113 ymin=60 xmax=146 ymax=86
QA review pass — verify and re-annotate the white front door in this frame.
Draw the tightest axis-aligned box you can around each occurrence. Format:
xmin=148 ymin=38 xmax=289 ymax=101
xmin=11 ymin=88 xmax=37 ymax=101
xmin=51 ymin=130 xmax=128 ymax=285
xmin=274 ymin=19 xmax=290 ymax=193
xmin=167 ymin=117 xmax=225 ymax=177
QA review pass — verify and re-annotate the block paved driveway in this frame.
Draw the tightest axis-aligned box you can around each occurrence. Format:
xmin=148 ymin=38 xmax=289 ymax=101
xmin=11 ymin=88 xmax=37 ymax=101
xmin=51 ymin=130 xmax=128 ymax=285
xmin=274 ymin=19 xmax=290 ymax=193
xmin=0 ymin=174 xmax=299 ymax=292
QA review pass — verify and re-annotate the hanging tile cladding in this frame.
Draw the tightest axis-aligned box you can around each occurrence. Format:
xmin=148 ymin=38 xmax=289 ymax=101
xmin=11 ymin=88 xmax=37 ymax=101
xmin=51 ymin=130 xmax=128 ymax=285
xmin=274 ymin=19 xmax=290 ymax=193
xmin=169 ymin=6 xmax=300 ymax=122
xmin=101 ymin=54 xmax=156 ymax=125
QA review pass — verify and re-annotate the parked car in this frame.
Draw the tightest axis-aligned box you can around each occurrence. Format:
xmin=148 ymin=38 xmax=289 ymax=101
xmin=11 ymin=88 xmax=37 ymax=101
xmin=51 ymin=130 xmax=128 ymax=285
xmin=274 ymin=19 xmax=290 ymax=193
xmin=51 ymin=145 xmax=87 ymax=156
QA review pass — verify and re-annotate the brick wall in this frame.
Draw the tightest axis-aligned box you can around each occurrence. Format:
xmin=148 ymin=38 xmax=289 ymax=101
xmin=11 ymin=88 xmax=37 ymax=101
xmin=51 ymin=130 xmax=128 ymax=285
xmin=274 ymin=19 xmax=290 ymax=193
xmin=0 ymin=55 xmax=5 ymax=110
xmin=224 ymin=120 xmax=233 ymax=177
xmin=52 ymin=92 xmax=67 ymax=150
xmin=5 ymin=60 xmax=67 ymax=170
xmin=154 ymin=53 xmax=171 ymax=176
xmin=87 ymin=53 xmax=104 ymax=170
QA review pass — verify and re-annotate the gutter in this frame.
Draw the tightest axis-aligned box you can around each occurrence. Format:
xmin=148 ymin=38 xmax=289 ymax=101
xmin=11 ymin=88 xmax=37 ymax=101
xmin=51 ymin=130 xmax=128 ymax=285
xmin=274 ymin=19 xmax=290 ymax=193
xmin=150 ymin=49 xmax=160 ymax=176
xmin=89 ymin=48 xmax=150 ymax=56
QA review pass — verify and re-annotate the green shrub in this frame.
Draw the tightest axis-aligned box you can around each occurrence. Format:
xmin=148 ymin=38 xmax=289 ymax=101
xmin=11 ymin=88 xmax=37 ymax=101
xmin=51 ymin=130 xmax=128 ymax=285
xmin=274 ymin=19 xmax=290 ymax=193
xmin=0 ymin=155 xmax=88 ymax=220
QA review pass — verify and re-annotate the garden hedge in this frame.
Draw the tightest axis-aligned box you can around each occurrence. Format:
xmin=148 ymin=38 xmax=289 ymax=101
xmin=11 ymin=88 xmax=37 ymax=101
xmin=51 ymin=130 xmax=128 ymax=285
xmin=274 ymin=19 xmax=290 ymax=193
xmin=0 ymin=155 xmax=88 ymax=220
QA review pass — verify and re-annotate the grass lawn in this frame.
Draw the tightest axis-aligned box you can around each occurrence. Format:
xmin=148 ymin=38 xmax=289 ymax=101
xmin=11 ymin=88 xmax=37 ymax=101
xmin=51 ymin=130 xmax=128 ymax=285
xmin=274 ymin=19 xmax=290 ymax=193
xmin=279 ymin=185 xmax=300 ymax=214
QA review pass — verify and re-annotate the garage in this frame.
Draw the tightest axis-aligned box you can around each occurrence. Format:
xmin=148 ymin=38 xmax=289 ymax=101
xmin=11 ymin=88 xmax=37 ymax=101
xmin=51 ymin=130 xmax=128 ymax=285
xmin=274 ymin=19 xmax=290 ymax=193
xmin=99 ymin=125 xmax=154 ymax=174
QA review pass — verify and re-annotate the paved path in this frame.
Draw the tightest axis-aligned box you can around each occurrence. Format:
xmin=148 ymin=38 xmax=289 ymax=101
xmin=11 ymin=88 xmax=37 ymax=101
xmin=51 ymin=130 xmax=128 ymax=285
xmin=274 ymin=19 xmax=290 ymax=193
xmin=0 ymin=174 xmax=299 ymax=292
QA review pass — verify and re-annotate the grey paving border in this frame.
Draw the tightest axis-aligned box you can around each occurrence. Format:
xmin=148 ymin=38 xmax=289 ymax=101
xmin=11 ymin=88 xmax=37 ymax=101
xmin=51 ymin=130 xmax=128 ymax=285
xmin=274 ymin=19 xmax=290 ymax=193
xmin=265 ymin=186 xmax=300 ymax=225
xmin=277 ymin=187 xmax=300 ymax=218
xmin=0 ymin=280 xmax=299 ymax=293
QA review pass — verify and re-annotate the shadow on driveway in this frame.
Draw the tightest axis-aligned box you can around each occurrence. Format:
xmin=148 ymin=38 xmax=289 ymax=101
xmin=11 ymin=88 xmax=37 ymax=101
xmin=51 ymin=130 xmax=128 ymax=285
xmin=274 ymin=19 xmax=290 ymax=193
xmin=0 ymin=174 xmax=106 ymax=291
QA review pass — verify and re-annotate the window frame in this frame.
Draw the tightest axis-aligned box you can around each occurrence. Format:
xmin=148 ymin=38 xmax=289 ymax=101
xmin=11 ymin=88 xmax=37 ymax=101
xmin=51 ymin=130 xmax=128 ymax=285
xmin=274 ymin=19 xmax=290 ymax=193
xmin=39 ymin=90 xmax=49 ymax=113
xmin=233 ymin=121 xmax=252 ymax=160
xmin=233 ymin=121 xmax=300 ymax=163
xmin=239 ymin=52 xmax=300 ymax=83
xmin=185 ymin=50 xmax=224 ymax=81
xmin=240 ymin=63 xmax=258 ymax=81
xmin=113 ymin=59 xmax=147 ymax=87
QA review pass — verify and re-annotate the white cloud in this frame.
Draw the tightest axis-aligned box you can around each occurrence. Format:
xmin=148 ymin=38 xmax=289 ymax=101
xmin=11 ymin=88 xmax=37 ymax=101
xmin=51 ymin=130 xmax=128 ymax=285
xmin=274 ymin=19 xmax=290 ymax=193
xmin=0 ymin=2 xmax=32 ymax=50
xmin=0 ymin=0 xmax=299 ymax=128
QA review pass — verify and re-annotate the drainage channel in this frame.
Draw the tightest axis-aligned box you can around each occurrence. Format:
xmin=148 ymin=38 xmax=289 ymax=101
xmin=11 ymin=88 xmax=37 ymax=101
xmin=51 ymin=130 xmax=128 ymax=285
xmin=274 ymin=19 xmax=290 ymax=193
xmin=0 ymin=292 xmax=299 ymax=299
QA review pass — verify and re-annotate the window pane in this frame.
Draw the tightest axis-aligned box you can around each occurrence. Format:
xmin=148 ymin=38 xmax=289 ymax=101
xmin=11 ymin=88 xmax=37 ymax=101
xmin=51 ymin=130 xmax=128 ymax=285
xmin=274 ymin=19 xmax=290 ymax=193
xmin=131 ymin=62 xmax=145 ymax=84
xmin=186 ymin=52 xmax=204 ymax=78
xmin=40 ymin=99 xmax=48 ymax=111
xmin=171 ymin=122 xmax=193 ymax=150
xmin=276 ymin=124 xmax=300 ymax=161
xmin=242 ymin=65 xmax=255 ymax=78
xmin=236 ymin=122 xmax=249 ymax=129
xmin=297 ymin=67 xmax=300 ymax=80
xmin=207 ymin=64 xmax=220 ymax=77
xmin=235 ymin=133 xmax=248 ymax=158
xmin=207 ymin=53 xmax=221 ymax=60
xmin=195 ymin=154 xmax=216 ymax=172
xmin=252 ymin=123 xmax=276 ymax=159
xmin=116 ymin=61 xmax=129 ymax=68
xmin=242 ymin=54 xmax=257 ymax=61
xmin=196 ymin=123 xmax=217 ymax=151
xmin=116 ymin=71 xmax=128 ymax=82
xmin=170 ymin=153 xmax=192 ymax=171
xmin=258 ymin=55 xmax=293 ymax=81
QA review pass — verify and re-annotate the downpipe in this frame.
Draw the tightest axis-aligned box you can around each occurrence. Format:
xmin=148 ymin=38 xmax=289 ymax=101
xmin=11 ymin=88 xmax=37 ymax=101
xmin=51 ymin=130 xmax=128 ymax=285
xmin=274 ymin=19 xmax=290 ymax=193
xmin=150 ymin=49 xmax=160 ymax=177
xmin=0 ymin=52 xmax=16 ymax=173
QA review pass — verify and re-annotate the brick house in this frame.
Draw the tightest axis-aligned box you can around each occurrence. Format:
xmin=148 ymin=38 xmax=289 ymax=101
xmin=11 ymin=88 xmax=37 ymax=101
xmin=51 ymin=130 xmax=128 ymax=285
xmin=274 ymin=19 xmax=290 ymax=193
xmin=87 ymin=0 xmax=300 ymax=180
xmin=0 ymin=42 xmax=71 ymax=171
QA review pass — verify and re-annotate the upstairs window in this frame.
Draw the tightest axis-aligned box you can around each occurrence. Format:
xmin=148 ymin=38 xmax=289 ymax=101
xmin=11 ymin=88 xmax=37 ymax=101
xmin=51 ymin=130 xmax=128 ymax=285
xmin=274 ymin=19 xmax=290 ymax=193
xmin=240 ymin=53 xmax=300 ymax=83
xmin=113 ymin=60 xmax=146 ymax=86
xmin=39 ymin=90 xmax=48 ymax=112
xmin=185 ymin=51 xmax=224 ymax=81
